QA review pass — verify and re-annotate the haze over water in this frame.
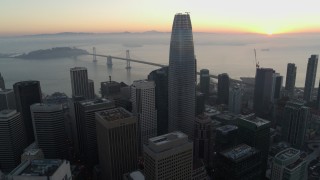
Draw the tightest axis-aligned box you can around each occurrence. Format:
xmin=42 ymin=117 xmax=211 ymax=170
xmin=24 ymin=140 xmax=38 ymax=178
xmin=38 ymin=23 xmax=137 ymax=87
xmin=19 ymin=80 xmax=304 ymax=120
xmin=1 ymin=32 xmax=320 ymax=96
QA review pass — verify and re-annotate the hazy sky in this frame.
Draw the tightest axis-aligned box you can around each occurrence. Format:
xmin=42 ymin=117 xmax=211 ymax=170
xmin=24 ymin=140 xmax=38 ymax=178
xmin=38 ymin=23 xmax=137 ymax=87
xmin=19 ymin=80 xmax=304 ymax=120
xmin=1 ymin=0 xmax=320 ymax=36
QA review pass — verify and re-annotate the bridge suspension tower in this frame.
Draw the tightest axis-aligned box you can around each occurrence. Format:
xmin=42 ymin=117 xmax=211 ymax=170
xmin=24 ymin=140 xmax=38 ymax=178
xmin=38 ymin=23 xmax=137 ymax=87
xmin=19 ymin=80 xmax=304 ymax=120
xmin=93 ymin=47 xmax=97 ymax=62
xmin=126 ymin=50 xmax=131 ymax=69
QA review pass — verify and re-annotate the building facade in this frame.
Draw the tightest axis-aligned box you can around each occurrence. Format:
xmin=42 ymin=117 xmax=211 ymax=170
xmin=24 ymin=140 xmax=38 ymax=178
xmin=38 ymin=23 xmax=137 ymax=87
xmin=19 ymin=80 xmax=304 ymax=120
xmin=96 ymin=108 xmax=138 ymax=180
xmin=168 ymin=13 xmax=196 ymax=140
xmin=200 ymin=69 xmax=210 ymax=98
xmin=285 ymin=63 xmax=297 ymax=97
xmin=0 ymin=72 xmax=5 ymax=90
xmin=144 ymin=131 xmax=193 ymax=180
xmin=0 ymin=89 xmax=16 ymax=111
xmin=303 ymin=55 xmax=318 ymax=102
xmin=218 ymin=73 xmax=230 ymax=105
xmin=13 ymin=80 xmax=42 ymax=144
xmin=70 ymin=67 xmax=90 ymax=99
xmin=229 ymin=85 xmax=242 ymax=114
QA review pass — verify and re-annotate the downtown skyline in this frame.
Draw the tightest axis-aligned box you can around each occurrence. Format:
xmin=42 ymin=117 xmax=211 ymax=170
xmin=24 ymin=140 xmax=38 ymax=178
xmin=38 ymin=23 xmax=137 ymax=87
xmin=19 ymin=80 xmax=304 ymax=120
xmin=1 ymin=0 xmax=320 ymax=36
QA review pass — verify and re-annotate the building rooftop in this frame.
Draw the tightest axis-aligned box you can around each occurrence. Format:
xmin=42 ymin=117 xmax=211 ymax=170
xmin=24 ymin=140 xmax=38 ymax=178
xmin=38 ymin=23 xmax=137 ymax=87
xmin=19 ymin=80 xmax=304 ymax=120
xmin=19 ymin=159 xmax=63 ymax=176
xmin=0 ymin=89 xmax=13 ymax=93
xmin=222 ymin=144 xmax=258 ymax=161
xmin=70 ymin=67 xmax=87 ymax=71
xmin=0 ymin=109 xmax=17 ymax=119
xmin=30 ymin=103 xmax=63 ymax=112
xmin=14 ymin=81 xmax=39 ymax=86
xmin=286 ymin=158 xmax=306 ymax=171
xmin=79 ymin=98 xmax=112 ymax=106
xmin=96 ymin=107 xmax=131 ymax=122
xmin=216 ymin=125 xmax=238 ymax=134
xmin=240 ymin=113 xmax=270 ymax=127
xmin=132 ymin=80 xmax=154 ymax=89
xmin=275 ymin=148 xmax=300 ymax=161
xmin=128 ymin=171 xmax=145 ymax=180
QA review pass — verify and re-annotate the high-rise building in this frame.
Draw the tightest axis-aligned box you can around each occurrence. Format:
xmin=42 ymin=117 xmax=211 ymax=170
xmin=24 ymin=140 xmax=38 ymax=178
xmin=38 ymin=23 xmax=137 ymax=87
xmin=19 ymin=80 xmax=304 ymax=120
xmin=30 ymin=103 xmax=68 ymax=159
xmin=215 ymin=125 xmax=238 ymax=153
xmin=148 ymin=67 xmax=168 ymax=136
xmin=285 ymin=63 xmax=297 ymax=97
xmin=229 ymin=85 xmax=242 ymax=114
xmin=317 ymin=80 xmax=320 ymax=109
xmin=200 ymin=69 xmax=210 ymax=98
xmin=282 ymin=101 xmax=309 ymax=149
xmin=271 ymin=73 xmax=283 ymax=102
xmin=7 ymin=159 xmax=72 ymax=180
xmin=131 ymin=80 xmax=157 ymax=153
xmin=168 ymin=13 xmax=196 ymax=140
xmin=304 ymin=55 xmax=318 ymax=102
xmin=144 ymin=131 xmax=193 ymax=180
xmin=74 ymin=98 xmax=115 ymax=166
xmin=13 ymin=80 xmax=42 ymax=144
xmin=238 ymin=114 xmax=271 ymax=176
xmin=0 ymin=89 xmax=16 ymax=111
xmin=253 ymin=68 xmax=274 ymax=118
xmin=216 ymin=144 xmax=262 ymax=180
xmin=196 ymin=92 xmax=205 ymax=115
xmin=100 ymin=80 xmax=121 ymax=98
xmin=88 ymin=79 xmax=95 ymax=99
xmin=70 ymin=67 xmax=90 ymax=99
xmin=0 ymin=72 xmax=5 ymax=90
xmin=270 ymin=148 xmax=307 ymax=180
xmin=0 ymin=110 xmax=27 ymax=172
xmin=194 ymin=114 xmax=214 ymax=165
xmin=96 ymin=108 xmax=138 ymax=180
xmin=218 ymin=73 xmax=230 ymax=105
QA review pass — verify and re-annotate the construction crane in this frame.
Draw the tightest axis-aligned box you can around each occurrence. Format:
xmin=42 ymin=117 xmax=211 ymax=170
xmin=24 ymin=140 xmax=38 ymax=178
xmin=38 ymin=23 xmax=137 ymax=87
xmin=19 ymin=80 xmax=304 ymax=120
xmin=254 ymin=48 xmax=260 ymax=69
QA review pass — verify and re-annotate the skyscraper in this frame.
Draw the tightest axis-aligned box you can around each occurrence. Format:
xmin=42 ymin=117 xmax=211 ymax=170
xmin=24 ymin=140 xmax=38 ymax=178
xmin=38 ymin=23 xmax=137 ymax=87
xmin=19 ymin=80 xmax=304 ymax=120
xmin=144 ymin=131 xmax=193 ymax=180
xmin=0 ymin=72 xmax=5 ymax=90
xmin=228 ymin=85 xmax=242 ymax=114
xmin=131 ymin=80 xmax=157 ymax=153
xmin=30 ymin=103 xmax=68 ymax=159
xmin=317 ymin=80 xmax=320 ymax=109
xmin=253 ymin=68 xmax=274 ymax=118
xmin=70 ymin=67 xmax=89 ymax=99
xmin=88 ymin=79 xmax=95 ymax=99
xmin=271 ymin=73 xmax=283 ymax=102
xmin=74 ymin=98 xmax=115 ymax=166
xmin=96 ymin=108 xmax=138 ymax=180
xmin=0 ymin=110 xmax=27 ymax=172
xmin=304 ymin=55 xmax=318 ymax=102
xmin=200 ymin=69 xmax=210 ymax=98
xmin=215 ymin=125 xmax=238 ymax=153
xmin=282 ymin=101 xmax=309 ymax=149
xmin=0 ymin=89 xmax=16 ymax=111
xmin=148 ymin=67 xmax=169 ymax=136
xmin=285 ymin=63 xmax=297 ymax=97
xmin=13 ymin=81 xmax=42 ymax=144
xmin=168 ymin=13 xmax=196 ymax=140
xmin=218 ymin=73 xmax=230 ymax=105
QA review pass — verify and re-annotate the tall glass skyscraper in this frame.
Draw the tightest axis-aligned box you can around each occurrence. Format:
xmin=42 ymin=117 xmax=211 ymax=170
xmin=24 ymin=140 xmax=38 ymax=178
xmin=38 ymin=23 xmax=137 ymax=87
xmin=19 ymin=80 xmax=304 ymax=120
xmin=303 ymin=55 xmax=318 ymax=102
xmin=168 ymin=13 xmax=196 ymax=139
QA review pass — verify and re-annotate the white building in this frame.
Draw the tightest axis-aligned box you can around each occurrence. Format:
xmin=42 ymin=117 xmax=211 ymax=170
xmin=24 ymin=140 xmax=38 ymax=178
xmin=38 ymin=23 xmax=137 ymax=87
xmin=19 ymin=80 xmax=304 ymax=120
xmin=143 ymin=131 xmax=193 ymax=180
xmin=131 ymin=80 xmax=157 ymax=153
xmin=7 ymin=159 xmax=71 ymax=180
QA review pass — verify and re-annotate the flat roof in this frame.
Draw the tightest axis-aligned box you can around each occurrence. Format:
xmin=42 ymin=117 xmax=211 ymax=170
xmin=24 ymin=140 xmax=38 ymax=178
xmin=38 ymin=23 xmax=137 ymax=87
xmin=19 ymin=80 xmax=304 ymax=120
xmin=0 ymin=89 xmax=13 ymax=93
xmin=216 ymin=125 xmax=238 ymax=134
xmin=150 ymin=131 xmax=187 ymax=146
xmin=79 ymin=98 xmax=112 ymax=106
xmin=0 ymin=109 xmax=17 ymax=119
xmin=240 ymin=114 xmax=270 ymax=127
xmin=19 ymin=159 xmax=63 ymax=176
xmin=222 ymin=144 xmax=257 ymax=161
xmin=70 ymin=67 xmax=87 ymax=71
xmin=276 ymin=148 xmax=300 ymax=161
xmin=96 ymin=107 xmax=131 ymax=122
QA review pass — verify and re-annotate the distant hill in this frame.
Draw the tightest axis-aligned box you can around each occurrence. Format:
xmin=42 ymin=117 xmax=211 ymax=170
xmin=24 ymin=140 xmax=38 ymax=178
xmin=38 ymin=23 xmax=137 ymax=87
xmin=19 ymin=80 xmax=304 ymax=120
xmin=15 ymin=47 xmax=89 ymax=59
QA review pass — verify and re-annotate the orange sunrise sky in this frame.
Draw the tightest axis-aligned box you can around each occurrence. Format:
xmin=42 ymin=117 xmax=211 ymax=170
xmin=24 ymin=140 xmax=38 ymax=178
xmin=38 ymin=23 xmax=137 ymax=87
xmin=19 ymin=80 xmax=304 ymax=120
xmin=1 ymin=0 xmax=320 ymax=36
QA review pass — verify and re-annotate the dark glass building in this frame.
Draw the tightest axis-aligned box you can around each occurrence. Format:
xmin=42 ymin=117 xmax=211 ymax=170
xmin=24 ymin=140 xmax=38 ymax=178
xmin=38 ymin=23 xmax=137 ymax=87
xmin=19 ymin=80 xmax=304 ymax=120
xmin=196 ymin=92 xmax=205 ymax=115
xmin=168 ymin=13 xmax=196 ymax=139
xmin=0 ymin=72 xmax=5 ymax=90
xmin=218 ymin=73 xmax=230 ymax=105
xmin=200 ymin=69 xmax=210 ymax=98
xmin=285 ymin=63 xmax=297 ymax=97
xmin=304 ymin=55 xmax=318 ymax=102
xmin=13 ymin=81 xmax=42 ymax=144
xmin=148 ymin=66 xmax=168 ymax=135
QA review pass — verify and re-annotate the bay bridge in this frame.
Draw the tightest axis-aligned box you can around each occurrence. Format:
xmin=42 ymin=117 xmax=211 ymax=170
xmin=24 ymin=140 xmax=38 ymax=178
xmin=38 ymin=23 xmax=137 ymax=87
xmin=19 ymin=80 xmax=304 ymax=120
xmin=89 ymin=48 xmax=243 ymax=84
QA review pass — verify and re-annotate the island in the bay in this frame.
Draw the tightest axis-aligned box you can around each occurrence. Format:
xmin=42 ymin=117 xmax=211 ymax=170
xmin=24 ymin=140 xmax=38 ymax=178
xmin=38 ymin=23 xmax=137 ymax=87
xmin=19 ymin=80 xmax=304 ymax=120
xmin=15 ymin=47 xmax=89 ymax=59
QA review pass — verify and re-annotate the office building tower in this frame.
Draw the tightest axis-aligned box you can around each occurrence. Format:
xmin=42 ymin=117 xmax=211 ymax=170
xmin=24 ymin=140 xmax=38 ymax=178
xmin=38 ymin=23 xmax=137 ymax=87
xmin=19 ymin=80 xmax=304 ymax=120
xmin=13 ymin=80 xmax=42 ymax=144
xmin=194 ymin=114 xmax=214 ymax=165
xmin=218 ymin=73 xmax=230 ymax=105
xmin=271 ymin=148 xmax=307 ymax=180
xmin=74 ymin=98 xmax=115 ymax=166
xmin=148 ymin=67 xmax=169 ymax=135
xmin=96 ymin=108 xmax=138 ymax=180
xmin=168 ymin=13 xmax=196 ymax=140
xmin=229 ymin=86 xmax=242 ymax=114
xmin=144 ymin=131 xmax=193 ymax=180
xmin=304 ymin=55 xmax=318 ymax=102
xmin=217 ymin=144 xmax=262 ymax=180
xmin=282 ymin=101 xmax=309 ymax=149
xmin=200 ymin=69 xmax=210 ymax=98
xmin=21 ymin=143 xmax=44 ymax=162
xmin=101 ymin=80 xmax=121 ymax=98
xmin=285 ymin=63 xmax=297 ymax=97
xmin=317 ymin=80 xmax=320 ymax=109
xmin=253 ymin=68 xmax=274 ymax=118
xmin=272 ymin=73 xmax=283 ymax=101
xmin=238 ymin=114 xmax=271 ymax=176
xmin=0 ymin=89 xmax=16 ymax=111
xmin=88 ymin=79 xmax=95 ymax=99
xmin=70 ymin=67 xmax=90 ymax=99
xmin=215 ymin=125 xmax=238 ymax=153
xmin=131 ymin=80 xmax=157 ymax=153
xmin=0 ymin=73 xmax=5 ymax=90
xmin=7 ymin=159 xmax=72 ymax=180
xmin=196 ymin=92 xmax=205 ymax=115
xmin=30 ymin=103 xmax=68 ymax=159
xmin=0 ymin=110 xmax=27 ymax=172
